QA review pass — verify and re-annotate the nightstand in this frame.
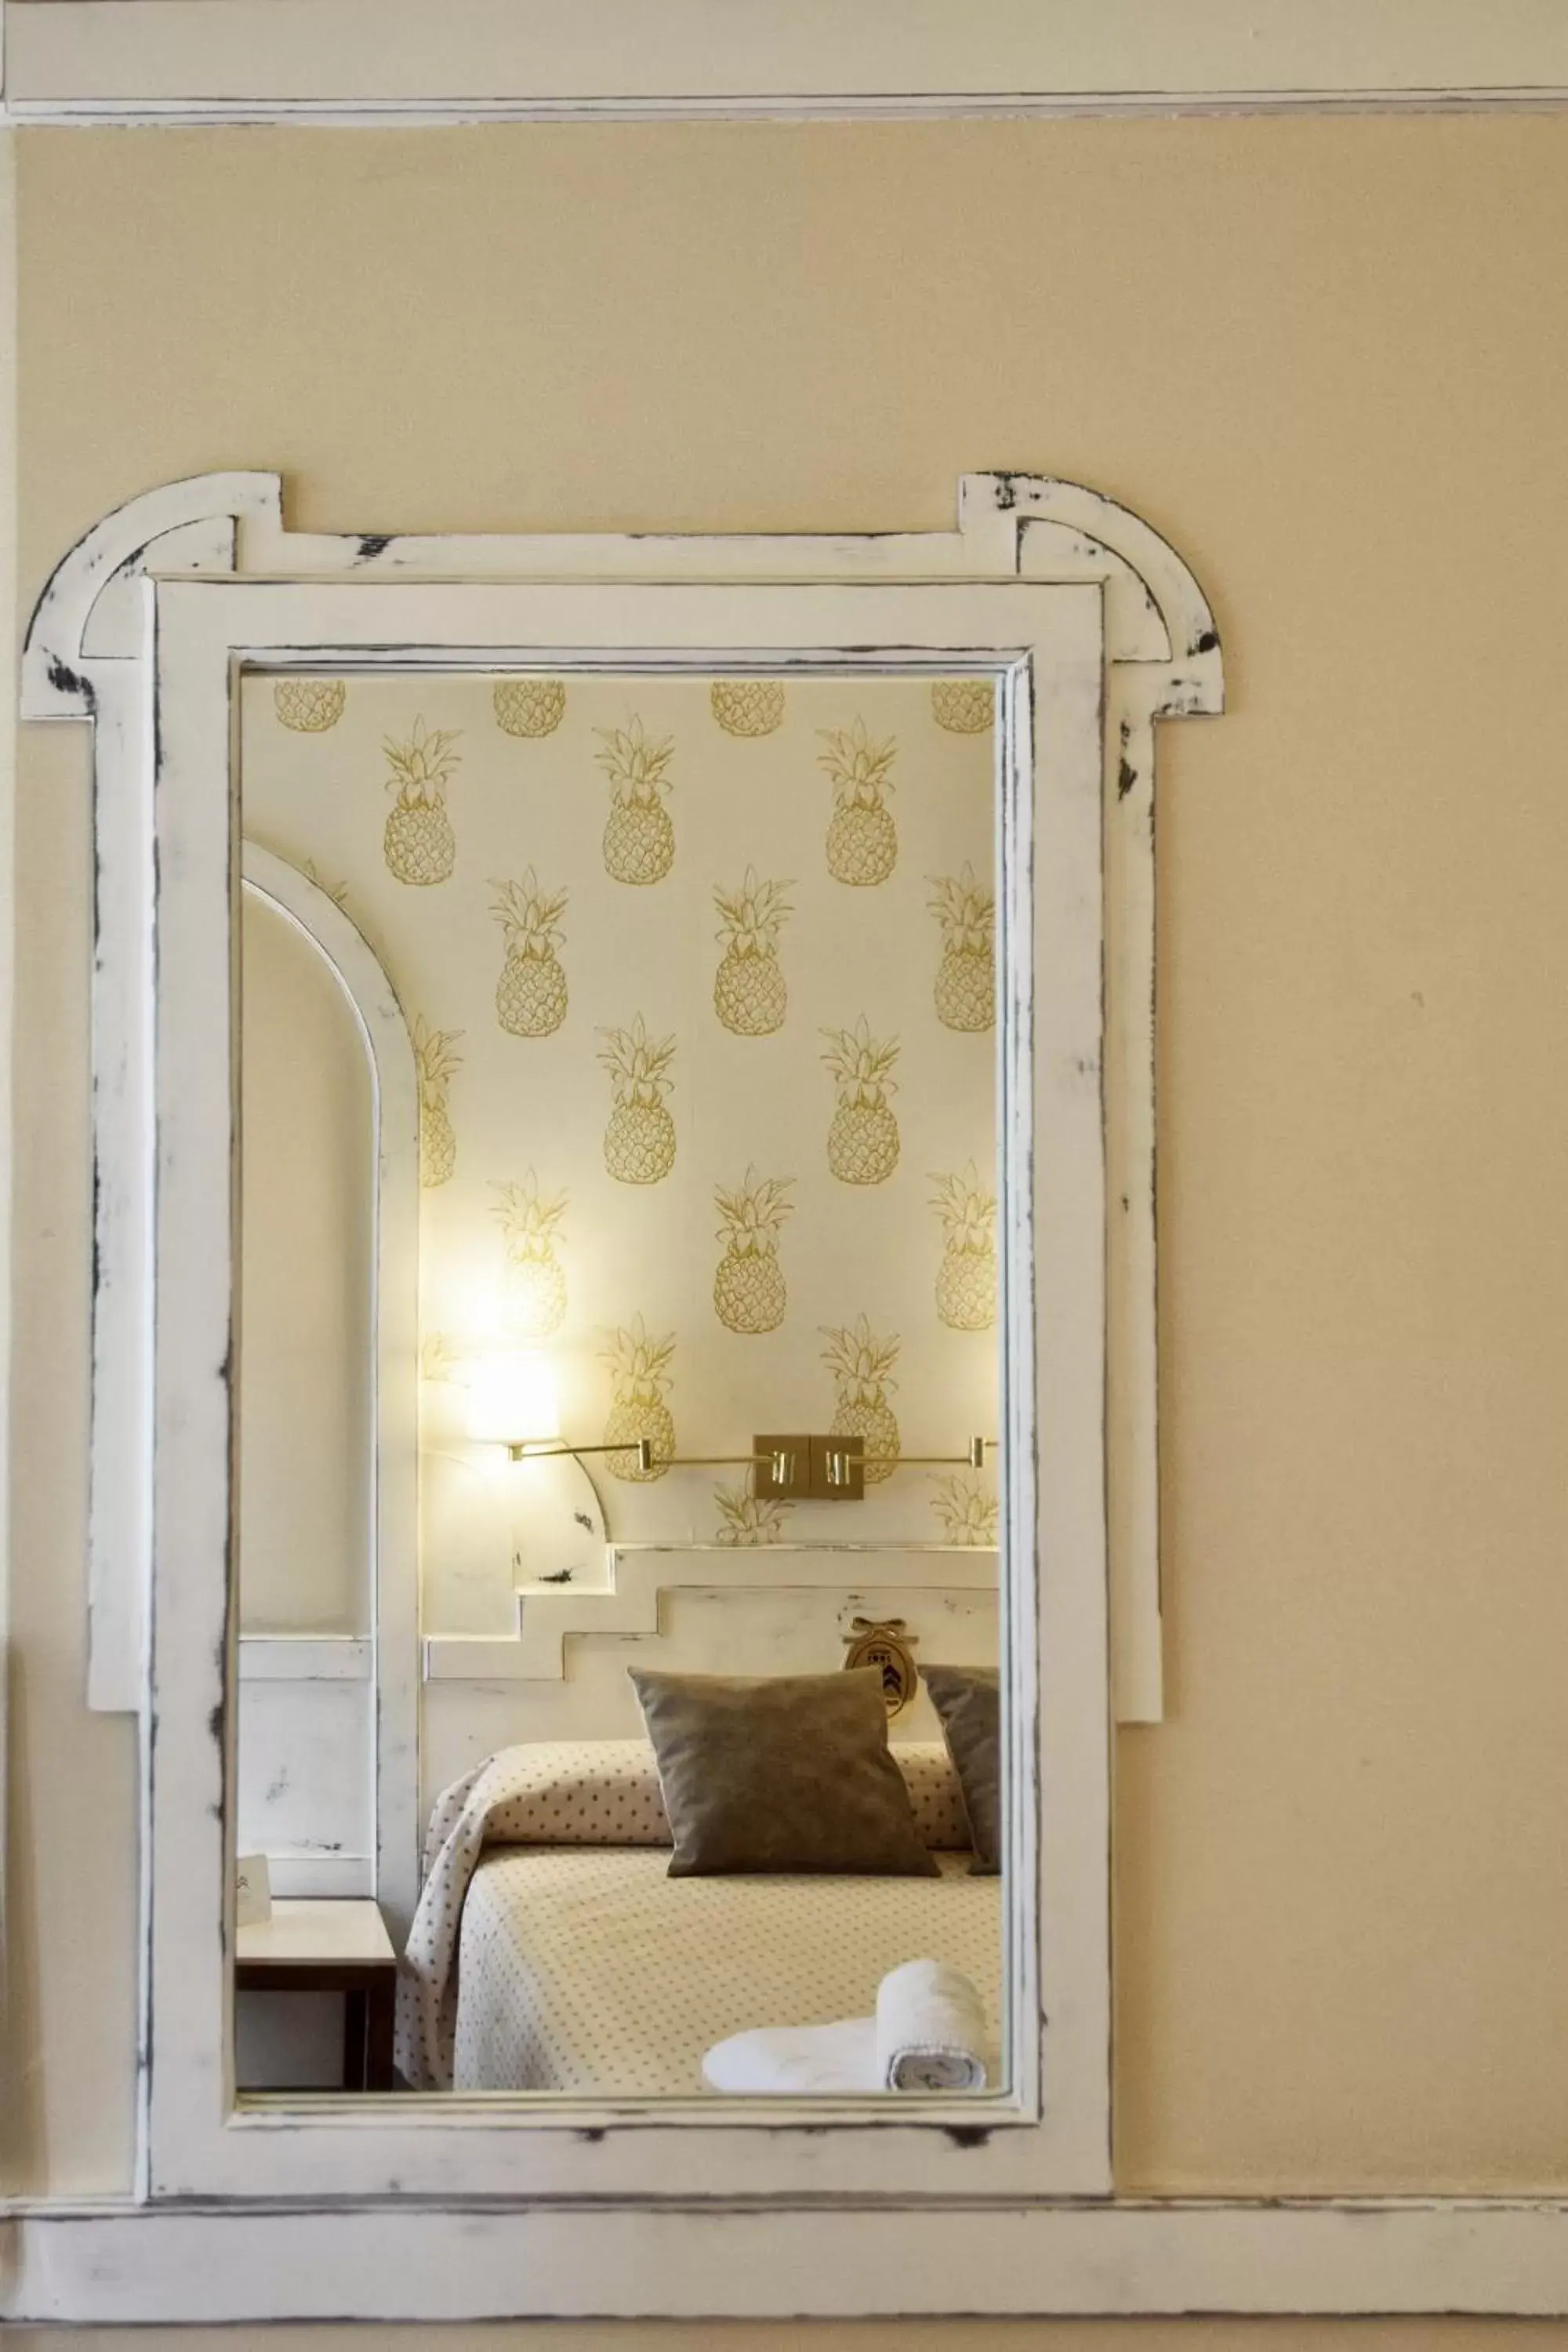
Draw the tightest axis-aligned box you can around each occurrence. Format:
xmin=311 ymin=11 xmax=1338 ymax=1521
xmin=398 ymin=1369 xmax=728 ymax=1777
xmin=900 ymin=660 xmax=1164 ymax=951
xmin=235 ymin=1898 xmax=398 ymax=2091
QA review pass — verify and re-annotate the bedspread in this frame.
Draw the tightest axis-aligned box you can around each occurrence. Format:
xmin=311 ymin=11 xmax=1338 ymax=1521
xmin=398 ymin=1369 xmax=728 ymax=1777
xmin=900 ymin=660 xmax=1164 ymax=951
xmin=452 ymin=1846 xmax=1002 ymax=2094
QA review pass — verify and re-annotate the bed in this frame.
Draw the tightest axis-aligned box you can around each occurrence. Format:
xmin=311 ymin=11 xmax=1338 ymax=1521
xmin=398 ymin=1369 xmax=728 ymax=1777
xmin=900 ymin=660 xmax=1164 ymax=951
xmin=397 ymin=1740 xmax=1004 ymax=2095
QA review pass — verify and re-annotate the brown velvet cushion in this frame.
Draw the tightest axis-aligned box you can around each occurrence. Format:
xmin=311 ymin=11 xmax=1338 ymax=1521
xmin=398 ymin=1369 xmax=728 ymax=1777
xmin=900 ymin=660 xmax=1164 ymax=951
xmin=921 ymin=1665 xmax=1002 ymax=1875
xmin=627 ymin=1667 xmax=940 ymax=1878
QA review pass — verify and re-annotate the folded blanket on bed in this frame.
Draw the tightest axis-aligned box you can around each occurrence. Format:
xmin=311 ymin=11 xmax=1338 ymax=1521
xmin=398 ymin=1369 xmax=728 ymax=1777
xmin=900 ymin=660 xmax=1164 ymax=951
xmin=702 ymin=1959 xmax=989 ymax=2095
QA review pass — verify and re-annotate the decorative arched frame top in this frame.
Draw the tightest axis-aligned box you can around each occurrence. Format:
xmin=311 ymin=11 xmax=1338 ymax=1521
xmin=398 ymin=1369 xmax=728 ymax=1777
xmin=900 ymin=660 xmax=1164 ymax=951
xmin=22 ymin=469 xmax=1220 ymax=1727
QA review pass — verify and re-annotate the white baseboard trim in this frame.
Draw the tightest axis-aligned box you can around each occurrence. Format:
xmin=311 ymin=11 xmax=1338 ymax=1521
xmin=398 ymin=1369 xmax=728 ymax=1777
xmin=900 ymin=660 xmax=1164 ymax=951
xmin=6 ymin=2197 xmax=1568 ymax=2322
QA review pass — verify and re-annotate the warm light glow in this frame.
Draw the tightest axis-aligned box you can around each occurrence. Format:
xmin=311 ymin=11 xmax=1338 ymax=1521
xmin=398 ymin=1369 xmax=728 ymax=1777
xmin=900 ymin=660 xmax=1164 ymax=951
xmin=464 ymin=1349 xmax=561 ymax=1447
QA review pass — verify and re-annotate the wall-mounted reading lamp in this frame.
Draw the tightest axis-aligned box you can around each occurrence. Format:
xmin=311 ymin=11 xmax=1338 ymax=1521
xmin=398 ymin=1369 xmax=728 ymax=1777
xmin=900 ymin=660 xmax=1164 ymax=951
xmin=464 ymin=1349 xmax=654 ymax=1474
xmin=464 ymin=1355 xmax=993 ymax=1497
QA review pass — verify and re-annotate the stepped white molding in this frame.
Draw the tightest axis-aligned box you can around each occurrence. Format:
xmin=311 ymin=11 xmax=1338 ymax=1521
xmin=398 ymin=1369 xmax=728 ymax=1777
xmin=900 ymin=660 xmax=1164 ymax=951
xmin=425 ymin=1543 xmax=1000 ymax=1682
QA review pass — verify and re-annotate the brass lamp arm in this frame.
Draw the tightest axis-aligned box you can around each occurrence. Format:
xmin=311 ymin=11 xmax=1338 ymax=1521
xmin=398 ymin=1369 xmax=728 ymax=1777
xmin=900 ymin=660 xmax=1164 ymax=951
xmin=858 ymin=1438 xmax=996 ymax=1471
xmin=507 ymin=1436 xmax=655 ymax=1472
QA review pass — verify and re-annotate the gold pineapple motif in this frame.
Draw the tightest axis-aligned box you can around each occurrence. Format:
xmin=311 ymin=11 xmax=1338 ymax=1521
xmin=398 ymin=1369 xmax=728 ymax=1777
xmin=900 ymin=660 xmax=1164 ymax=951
xmin=383 ymin=717 xmax=461 ymax=886
xmin=929 ymin=1472 xmax=999 ymax=1546
xmin=491 ymin=871 xmax=569 ymax=1037
xmin=713 ymin=869 xmax=792 ymax=1036
xmin=713 ymin=1167 xmax=794 ymax=1334
xmin=930 ymin=1163 xmax=997 ymax=1331
xmin=821 ymin=1018 xmax=900 ymax=1185
xmin=493 ymin=677 xmax=567 ymax=738
xmin=597 ymin=717 xmax=675 ymax=884
xmin=711 ymin=678 xmax=785 ymax=738
xmin=927 ymin=864 xmax=996 ymax=1033
xmin=421 ymin=1333 xmax=459 ymax=1383
xmin=274 ymin=677 xmax=346 ymax=733
xmin=822 ymin=1315 xmax=901 ymax=1484
xmin=601 ymin=1316 xmax=676 ymax=1481
xmin=599 ymin=1016 xmax=677 ymax=1185
xmin=931 ymin=679 xmax=996 ymax=736
xmin=714 ymin=1483 xmax=792 ymax=1545
xmin=492 ymin=1173 xmax=569 ymax=1338
xmin=412 ymin=1018 xmax=463 ymax=1188
xmin=819 ymin=717 xmax=898 ymax=885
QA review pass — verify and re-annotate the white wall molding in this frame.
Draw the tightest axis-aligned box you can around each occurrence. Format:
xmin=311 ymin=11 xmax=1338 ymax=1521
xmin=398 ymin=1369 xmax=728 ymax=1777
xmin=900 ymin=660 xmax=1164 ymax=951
xmin=9 ymin=2197 xmax=1568 ymax=2323
xmin=20 ymin=472 xmax=283 ymax=1714
xmin=6 ymin=0 xmax=1568 ymax=121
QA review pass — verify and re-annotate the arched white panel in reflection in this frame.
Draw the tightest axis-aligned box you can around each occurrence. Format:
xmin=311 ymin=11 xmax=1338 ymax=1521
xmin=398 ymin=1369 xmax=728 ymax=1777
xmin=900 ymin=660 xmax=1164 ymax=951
xmin=238 ymin=845 xmax=421 ymax=1943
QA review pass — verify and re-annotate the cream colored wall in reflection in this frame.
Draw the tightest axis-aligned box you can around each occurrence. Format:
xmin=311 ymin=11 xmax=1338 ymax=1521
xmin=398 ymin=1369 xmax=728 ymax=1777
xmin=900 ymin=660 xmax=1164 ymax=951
xmin=239 ymin=891 xmax=373 ymax=1635
xmin=11 ymin=117 xmax=1568 ymax=2223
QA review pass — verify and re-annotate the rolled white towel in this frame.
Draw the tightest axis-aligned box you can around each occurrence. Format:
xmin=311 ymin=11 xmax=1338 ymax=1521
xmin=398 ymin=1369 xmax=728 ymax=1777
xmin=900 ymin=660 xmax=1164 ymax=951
xmin=702 ymin=2016 xmax=877 ymax=2095
xmin=874 ymin=1957 xmax=988 ymax=2092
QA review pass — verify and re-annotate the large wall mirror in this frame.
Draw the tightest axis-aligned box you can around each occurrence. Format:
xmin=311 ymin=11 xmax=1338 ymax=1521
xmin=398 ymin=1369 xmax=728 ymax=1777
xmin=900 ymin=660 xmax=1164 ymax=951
xmin=21 ymin=474 xmax=1222 ymax=2231
xmin=235 ymin=660 xmax=1006 ymax=2106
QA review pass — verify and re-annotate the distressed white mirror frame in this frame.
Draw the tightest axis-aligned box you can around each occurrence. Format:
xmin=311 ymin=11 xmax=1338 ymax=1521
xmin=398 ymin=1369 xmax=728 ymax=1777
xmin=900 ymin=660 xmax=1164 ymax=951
xmin=22 ymin=470 xmax=1221 ymax=1733
xmin=16 ymin=474 xmax=1225 ymax=2278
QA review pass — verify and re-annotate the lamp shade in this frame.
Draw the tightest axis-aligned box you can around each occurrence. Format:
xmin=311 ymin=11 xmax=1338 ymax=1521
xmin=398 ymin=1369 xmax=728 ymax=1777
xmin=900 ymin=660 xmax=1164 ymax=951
xmin=465 ymin=1349 xmax=561 ymax=1446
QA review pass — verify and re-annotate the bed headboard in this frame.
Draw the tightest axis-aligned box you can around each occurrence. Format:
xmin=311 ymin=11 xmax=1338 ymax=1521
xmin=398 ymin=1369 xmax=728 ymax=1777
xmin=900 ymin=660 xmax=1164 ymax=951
xmin=422 ymin=1546 xmax=999 ymax=1825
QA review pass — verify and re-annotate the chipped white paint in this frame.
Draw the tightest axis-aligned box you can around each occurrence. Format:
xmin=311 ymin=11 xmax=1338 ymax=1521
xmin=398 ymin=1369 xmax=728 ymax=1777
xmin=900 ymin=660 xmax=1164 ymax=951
xmin=21 ymin=472 xmax=281 ymax=1713
xmin=24 ymin=471 xmax=1216 ymax=1725
xmin=1006 ymin=474 xmax=1222 ymax=1716
xmin=145 ymin=572 xmax=1106 ymax=2205
xmin=236 ymin=1636 xmax=375 ymax=1898
xmin=426 ymin=1541 xmax=1001 ymax=1683
xmin=235 ymin=1673 xmax=373 ymax=1900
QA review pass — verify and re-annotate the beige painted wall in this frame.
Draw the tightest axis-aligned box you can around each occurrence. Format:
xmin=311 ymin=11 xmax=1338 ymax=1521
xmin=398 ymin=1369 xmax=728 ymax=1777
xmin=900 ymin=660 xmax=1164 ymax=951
xmin=9 ymin=113 xmax=1568 ymax=2329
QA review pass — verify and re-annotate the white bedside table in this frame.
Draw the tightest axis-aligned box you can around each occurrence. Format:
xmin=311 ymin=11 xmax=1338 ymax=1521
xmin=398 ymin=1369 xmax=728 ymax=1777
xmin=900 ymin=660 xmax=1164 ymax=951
xmin=235 ymin=1899 xmax=398 ymax=2090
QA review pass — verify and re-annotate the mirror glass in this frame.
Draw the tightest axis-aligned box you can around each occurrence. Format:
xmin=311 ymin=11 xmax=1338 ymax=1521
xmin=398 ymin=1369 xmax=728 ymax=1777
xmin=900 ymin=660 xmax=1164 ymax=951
xmin=234 ymin=666 xmax=1005 ymax=2101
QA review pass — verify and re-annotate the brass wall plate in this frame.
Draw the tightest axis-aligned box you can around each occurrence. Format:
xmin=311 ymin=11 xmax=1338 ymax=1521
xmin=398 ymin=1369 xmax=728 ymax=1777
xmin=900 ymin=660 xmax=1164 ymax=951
xmin=752 ymin=1435 xmax=811 ymax=1501
xmin=810 ymin=1432 xmax=864 ymax=1501
xmin=750 ymin=1435 xmax=867 ymax=1501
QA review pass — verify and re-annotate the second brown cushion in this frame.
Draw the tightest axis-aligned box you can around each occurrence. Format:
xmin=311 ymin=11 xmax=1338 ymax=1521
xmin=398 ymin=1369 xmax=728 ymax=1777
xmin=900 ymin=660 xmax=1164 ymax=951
xmin=627 ymin=1666 xmax=940 ymax=1878
xmin=921 ymin=1664 xmax=1003 ymax=1875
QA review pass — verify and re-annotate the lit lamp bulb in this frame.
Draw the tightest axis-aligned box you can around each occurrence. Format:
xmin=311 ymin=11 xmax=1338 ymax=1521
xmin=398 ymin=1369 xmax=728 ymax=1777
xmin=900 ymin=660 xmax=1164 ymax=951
xmin=465 ymin=1349 xmax=561 ymax=1457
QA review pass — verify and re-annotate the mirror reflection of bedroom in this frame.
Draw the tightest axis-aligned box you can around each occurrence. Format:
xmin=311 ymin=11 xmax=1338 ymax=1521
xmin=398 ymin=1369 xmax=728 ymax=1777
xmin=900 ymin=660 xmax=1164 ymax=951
xmin=234 ymin=668 xmax=1004 ymax=2101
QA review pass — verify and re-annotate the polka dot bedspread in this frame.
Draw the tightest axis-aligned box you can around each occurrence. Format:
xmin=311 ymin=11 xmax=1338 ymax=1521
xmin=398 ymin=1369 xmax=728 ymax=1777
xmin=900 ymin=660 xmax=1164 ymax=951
xmin=395 ymin=1740 xmax=1001 ymax=2094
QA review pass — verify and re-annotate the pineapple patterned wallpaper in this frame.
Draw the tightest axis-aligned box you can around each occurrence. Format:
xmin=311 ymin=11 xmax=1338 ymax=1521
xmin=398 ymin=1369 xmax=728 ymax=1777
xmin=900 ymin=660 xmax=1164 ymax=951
xmin=241 ymin=672 xmax=999 ymax=1631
